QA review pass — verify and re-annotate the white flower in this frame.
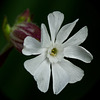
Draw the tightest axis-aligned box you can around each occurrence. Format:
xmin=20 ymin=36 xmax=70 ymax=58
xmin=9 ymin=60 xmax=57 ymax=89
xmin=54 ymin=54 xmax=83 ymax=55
xmin=22 ymin=11 xmax=93 ymax=95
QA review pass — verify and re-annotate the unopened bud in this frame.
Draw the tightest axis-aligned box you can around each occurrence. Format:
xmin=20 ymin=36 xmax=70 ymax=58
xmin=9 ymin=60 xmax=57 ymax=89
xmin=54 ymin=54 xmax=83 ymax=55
xmin=10 ymin=22 xmax=41 ymax=52
xmin=2 ymin=9 xmax=41 ymax=52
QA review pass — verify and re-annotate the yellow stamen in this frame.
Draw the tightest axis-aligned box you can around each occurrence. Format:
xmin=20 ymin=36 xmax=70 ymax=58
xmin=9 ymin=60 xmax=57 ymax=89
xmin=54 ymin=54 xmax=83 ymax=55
xmin=50 ymin=48 xmax=57 ymax=56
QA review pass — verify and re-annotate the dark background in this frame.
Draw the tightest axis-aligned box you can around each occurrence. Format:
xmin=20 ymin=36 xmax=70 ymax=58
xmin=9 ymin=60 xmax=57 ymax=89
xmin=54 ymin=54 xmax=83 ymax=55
xmin=0 ymin=0 xmax=99 ymax=100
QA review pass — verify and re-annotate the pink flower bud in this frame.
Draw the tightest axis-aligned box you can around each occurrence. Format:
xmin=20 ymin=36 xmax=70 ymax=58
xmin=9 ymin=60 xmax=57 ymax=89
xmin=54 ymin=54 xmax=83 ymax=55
xmin=10 ymin=22 xmax=41 ymax=52
xmin=2 ymin=9 xmax=41 ymax=53
xmin=15 ymin=8 xmax=31 ymax=24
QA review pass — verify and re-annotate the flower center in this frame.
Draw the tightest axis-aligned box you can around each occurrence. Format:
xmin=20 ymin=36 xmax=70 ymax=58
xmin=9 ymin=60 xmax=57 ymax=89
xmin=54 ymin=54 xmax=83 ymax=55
xmin=50 ymin=48 xmax=57 ymax=56
xmin=47 ymin=43 xmax=64 ymax=63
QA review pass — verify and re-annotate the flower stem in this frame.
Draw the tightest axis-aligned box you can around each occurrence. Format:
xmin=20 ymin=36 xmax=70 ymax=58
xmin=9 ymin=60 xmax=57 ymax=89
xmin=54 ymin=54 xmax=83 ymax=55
xmin=0 ymin=43 xmax=12 ymax=56
xmin=0 ymin=43 xmax=13 ymax=67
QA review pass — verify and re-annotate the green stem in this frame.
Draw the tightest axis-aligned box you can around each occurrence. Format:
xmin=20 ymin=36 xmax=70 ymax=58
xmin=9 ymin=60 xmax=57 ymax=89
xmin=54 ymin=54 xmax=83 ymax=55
xmin=0 ymin=43 xmax=13 ymax=56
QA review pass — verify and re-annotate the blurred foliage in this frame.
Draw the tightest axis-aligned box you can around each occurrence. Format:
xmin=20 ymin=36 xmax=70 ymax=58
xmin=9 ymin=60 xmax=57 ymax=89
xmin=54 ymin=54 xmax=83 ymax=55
xmin=0 ymin=0 xmax=99 ymax=100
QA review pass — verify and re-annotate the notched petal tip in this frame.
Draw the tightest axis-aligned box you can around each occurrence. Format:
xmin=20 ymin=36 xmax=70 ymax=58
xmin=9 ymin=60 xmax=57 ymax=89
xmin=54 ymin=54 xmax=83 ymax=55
xmin=48 ymin=11 xmax=64 ymax=18
xmin=34 ymin=60 xmax=51 ymax=93
xmin=53 ymin=11 xmax=64 ymax=18
xmin=22 ymin=47 xmax=32 ymax=56
xmin=22 ymin=48 xmax=25 ymax=55
xmin=47 ymin=11 xmax=64 ymax=42
xmin=23 ymin=36 xmax=34 ymax=48
xmin=23 ymin=36 xmax=32 ymax=44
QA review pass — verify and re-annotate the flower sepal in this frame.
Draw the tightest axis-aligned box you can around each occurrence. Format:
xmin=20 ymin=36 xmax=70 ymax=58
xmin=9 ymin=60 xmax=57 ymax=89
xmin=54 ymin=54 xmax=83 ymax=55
xmin=2 ymin=16 xmax=11 ymax=41
xmin=15 ymin=9 xmax=31 ymax=25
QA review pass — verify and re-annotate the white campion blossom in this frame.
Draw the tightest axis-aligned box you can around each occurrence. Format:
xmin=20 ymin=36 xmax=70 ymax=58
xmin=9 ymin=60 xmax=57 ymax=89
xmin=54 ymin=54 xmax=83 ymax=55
xmin=22 ymin=11 xmax=93 ymax=94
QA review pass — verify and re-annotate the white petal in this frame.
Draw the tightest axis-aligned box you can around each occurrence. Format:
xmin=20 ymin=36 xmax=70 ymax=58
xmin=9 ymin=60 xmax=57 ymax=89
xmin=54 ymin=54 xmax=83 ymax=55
xmin=22 ymin=47 xmax=45 ymax=55
xmin=24 ymin=53 xmax=46 ymax=76
xmin=52 ymin=63 xmax=69 ymax=95
xmin=58 ymin=59 xmax=84 ymax=83
xmin=22 ymin=36 xmax=41 ymax=55
xmin=48 ymin=11 xmax=64 ymax=42
xmin=34 ymin=59 xmax=51 ymax=93
xmin=63 ymin=26 xmax=88 ymax=47
xmin=23 ymin=36 xmax=41 ymax=48
xmin=64 ymin=46 xmax=93 ymax=63
xmin=56 ymin=19 xmax=79 ymax=44
xmin=41 ymin=24 xmax=51 ymax=47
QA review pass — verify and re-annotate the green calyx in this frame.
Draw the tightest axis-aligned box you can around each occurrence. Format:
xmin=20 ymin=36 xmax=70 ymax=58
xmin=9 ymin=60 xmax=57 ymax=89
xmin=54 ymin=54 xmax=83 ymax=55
xmin=15 ymin=16 xmax=31 ymax=25
xmin=2 ymin=16 xmax=11 ymax=41
xmin=15 ymin=9 xmax=31 ymax=24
